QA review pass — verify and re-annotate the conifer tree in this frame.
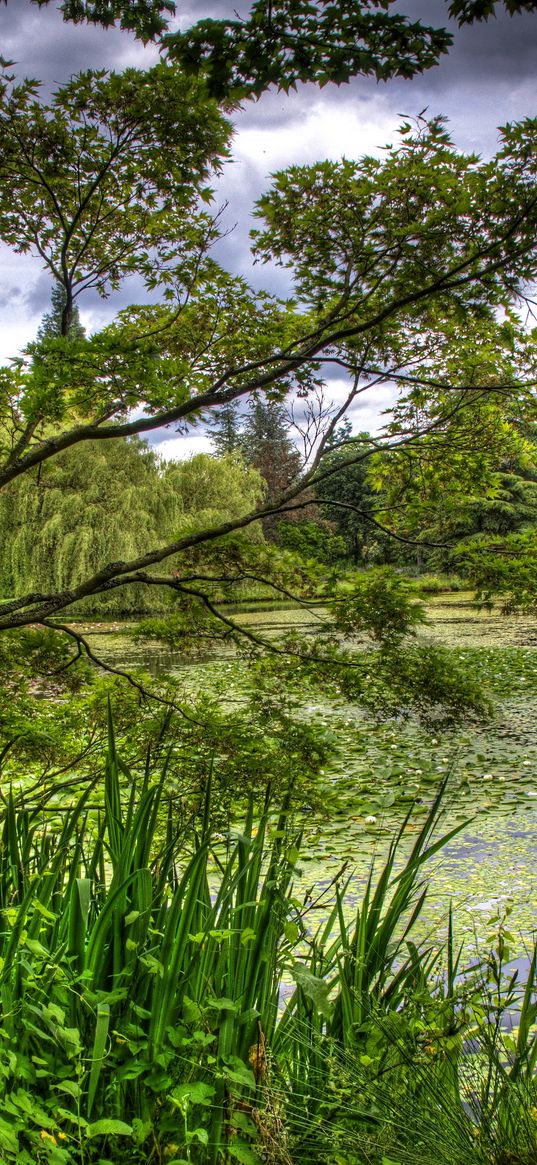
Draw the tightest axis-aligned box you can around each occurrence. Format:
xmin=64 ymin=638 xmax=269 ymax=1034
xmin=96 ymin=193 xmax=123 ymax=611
xmin=36 ymin=282 xmax=86 ymax=344
xmin=241 ymin=399 xmax=300 ymax=500
xmin=207 ymin=402 xmax=243 ymax=457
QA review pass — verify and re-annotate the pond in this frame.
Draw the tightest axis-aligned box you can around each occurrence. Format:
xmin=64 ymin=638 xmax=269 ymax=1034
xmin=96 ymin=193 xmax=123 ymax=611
xmin=83 ymin=592 xmax=537 ymax=956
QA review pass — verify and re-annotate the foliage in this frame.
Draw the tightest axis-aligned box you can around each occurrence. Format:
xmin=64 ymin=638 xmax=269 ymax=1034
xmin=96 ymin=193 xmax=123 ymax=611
xmin=239 ymin=399 xmax=312 ymax=537
xmin=0 ymin=712 xmax=303 ymax=1164
xmin=132 ymin=560 xmax=494 ymax=730
xmin=369 ymin=313 xmax=537 ymax=541
xmin=7 ymin=712 xmax=534 ymax=1165
xmin=407 ymin=572 xmax=466 ymax=593
xmin=36 ymin=282 xmax=86 ymax=345
xmin=456 ymin=529 xmax=537 ymax=613
xmin=313 ymin=433 xmax=393 ymax=565
xmin=0 ymin=62 xmax=229 ymax=336
xmin=451 ymin=0 xmax=537 ymax=20
xmin=276 ymin=519 xmax=347 ymax=565
xmin=6 ymin=0 xmax=176 ymax=39
xmin=165 ymin=0 xmax=537 ymax=100
xmin=1 ymin=105 xmax=537 ymax=628
xmin=5 ymin=0 xmax=535 ymax=87
xmin=2 ymin=699 xmax=537 ymax=1163
xmin=273 ymin=785 xmax=464 ymax=1158
xmin=304 ymin=910 xmax=537 ymax=1165
xmin=330 ymin=568 xmax=426 ymax=648
xmin=207 ymin=402 xmax=243 ymax=458
xmin=0 ymin=625 xmax=339 ymax=819
xmin=0 ymin=438 xmax=180 ymax=615
xmin=241 ymin=401 xmax=299 ymax=494
xmin=165 ymin=453 xmax=265 ymax=534
xmin=0 ymin=444 xmax=265 ymax=617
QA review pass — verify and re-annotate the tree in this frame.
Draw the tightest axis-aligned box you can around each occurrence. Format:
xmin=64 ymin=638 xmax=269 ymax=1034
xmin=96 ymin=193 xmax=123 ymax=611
xmin=0 ymin=437 xmax=183 ymax=614
xmin=165 ymin=1 xmax=537 ymax=99
xmin=241 ymin=400 xmax=300 ymax=497
xmin=0 ymin=277 xmax=267 ymax=614
xmin=0 ymin=443 xmax=266 ymax=615
xmin=312 ymin=433 xmax=383 ymax=564
xmin=241 ymin=398 xmax=319 ymax=538
xmin=431 ymin=444 xmax=537 ymax=545
xmin=164 ymin=451 xmax=265 ymax=532
xmin=419 ymin=429 xmax=537 ymax=607
xmin=3 ymin=1 xmax=536 ymax=91
xmin=0 ymin=63 xmax=229 ymax=336
xmin=1 ymin=0 xmax=176 ymax=39
xmin=451 ymin=0 xmax=537 ymax=19
xmin=0 ymin=89 xmax=536 ymax=633
xmin=36 ymin=281 xmax=86 ymax=345
xmin=207 ymin=401 xmax=243 ymax=457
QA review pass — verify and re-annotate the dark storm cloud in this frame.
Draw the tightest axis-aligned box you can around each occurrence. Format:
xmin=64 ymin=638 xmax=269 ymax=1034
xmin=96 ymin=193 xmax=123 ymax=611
xmin=1 ymin=0 xmax=536 ymax=361
xmin=212 ymin=1 xmax=537 ymax=155
xmin=394 ymin=1 xmax=537 ymax=85
xmin=24 ymin=271 xmax=55 ymax=317
xmin=0 ymin=2 xmax=156 ymax=86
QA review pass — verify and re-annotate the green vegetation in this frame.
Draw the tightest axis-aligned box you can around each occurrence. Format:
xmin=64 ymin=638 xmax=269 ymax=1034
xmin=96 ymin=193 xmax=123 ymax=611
xmin=2 ymin=83 xmax=537 ymax=623
xmin=0 ymin=3 xmax=537 ymax=1161
xmin=1 ymin=718 xmax=537 ymax=1165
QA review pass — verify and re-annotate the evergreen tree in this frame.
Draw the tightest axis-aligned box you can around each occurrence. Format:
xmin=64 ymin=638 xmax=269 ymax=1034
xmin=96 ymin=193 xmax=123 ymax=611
xmin=241 ymin=399 xmax=300 ymax=500
xmin=240 ymin=399 xmax=304 ymax=537
xmin=207 ymin=402 xmax=243 ymax=457
xmin=36 ymin=282 xmax=86 ymax=343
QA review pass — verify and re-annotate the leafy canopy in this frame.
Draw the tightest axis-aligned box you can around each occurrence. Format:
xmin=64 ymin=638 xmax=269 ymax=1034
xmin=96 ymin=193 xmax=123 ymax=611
xmin=165 ymin=1 xmax=537 ymax=98
xmin=2 ymin=1 xmax=535 ymax=93
xmin=0 ymin=75 xmax=536 ymax=630
xmin=2 ymin=0 xmax=176 ymax=39
xmin=0 ymin=62 xmax=229 ymax=333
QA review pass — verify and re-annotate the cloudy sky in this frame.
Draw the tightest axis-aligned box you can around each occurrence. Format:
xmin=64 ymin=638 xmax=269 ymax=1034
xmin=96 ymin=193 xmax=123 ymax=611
xmin=1 ymin=0 xmax=536 ymax=456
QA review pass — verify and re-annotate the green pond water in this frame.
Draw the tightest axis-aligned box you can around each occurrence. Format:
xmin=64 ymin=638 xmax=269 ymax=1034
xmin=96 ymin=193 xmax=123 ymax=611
xmin=84 ymin=593 xmax=537 ymax=954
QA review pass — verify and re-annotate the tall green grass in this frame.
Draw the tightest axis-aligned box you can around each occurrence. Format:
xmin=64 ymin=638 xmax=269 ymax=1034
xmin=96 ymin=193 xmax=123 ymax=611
xmin=0 ymin=706 xmax=302 ymax=1164
xmin=1 ymin=710 xmax=536 ymax=1165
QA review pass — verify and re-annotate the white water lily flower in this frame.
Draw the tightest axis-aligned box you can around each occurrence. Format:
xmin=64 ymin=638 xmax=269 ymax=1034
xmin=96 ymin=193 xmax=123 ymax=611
xmin=365 ymin=815 xmax=377 ymax=825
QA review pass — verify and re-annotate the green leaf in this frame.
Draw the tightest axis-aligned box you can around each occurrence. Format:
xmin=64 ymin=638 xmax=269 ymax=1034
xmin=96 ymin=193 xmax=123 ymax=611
xmin=291 ymin=962 xmax=333 ymax=1018
xmin=172 ymin=1081 xmax=215 ymax=1107
xmin=87 ymin=1002 xmax=110 ymax=1117
xmin=86 ymin=1120 xmax=133 ymax=1139
xmin=189 ymin=1128 xmax=209 ymax=1145
xmin=228 ymin=1144 xmax=260 ymax=1165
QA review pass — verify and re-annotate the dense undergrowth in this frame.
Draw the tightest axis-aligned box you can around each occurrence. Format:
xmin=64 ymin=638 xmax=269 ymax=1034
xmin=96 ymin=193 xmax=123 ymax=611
xmin=1 ymin=713 xmax=537 ymax=1165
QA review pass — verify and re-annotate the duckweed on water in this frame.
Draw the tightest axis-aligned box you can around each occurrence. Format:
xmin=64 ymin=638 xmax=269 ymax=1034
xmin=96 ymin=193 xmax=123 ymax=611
xmin=85 ymin=595 xmax=537 ymax=950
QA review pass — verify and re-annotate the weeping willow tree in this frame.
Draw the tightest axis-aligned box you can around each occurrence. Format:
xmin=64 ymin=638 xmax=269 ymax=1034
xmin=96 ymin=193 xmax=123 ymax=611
xmin=0 ymin=283 xmax=180 ymax=613
xmin=0 ymin=280 xmax=264 ymax=616
xmin=0 ymin=442 xmax=266 ymax=615
xmin=0 ymin=438 xmax=183 ymax=614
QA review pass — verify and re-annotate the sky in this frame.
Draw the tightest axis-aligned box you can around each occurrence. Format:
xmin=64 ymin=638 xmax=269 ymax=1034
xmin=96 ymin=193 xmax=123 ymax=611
xmin=1 ymin=0 xmax=536 ymax=458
